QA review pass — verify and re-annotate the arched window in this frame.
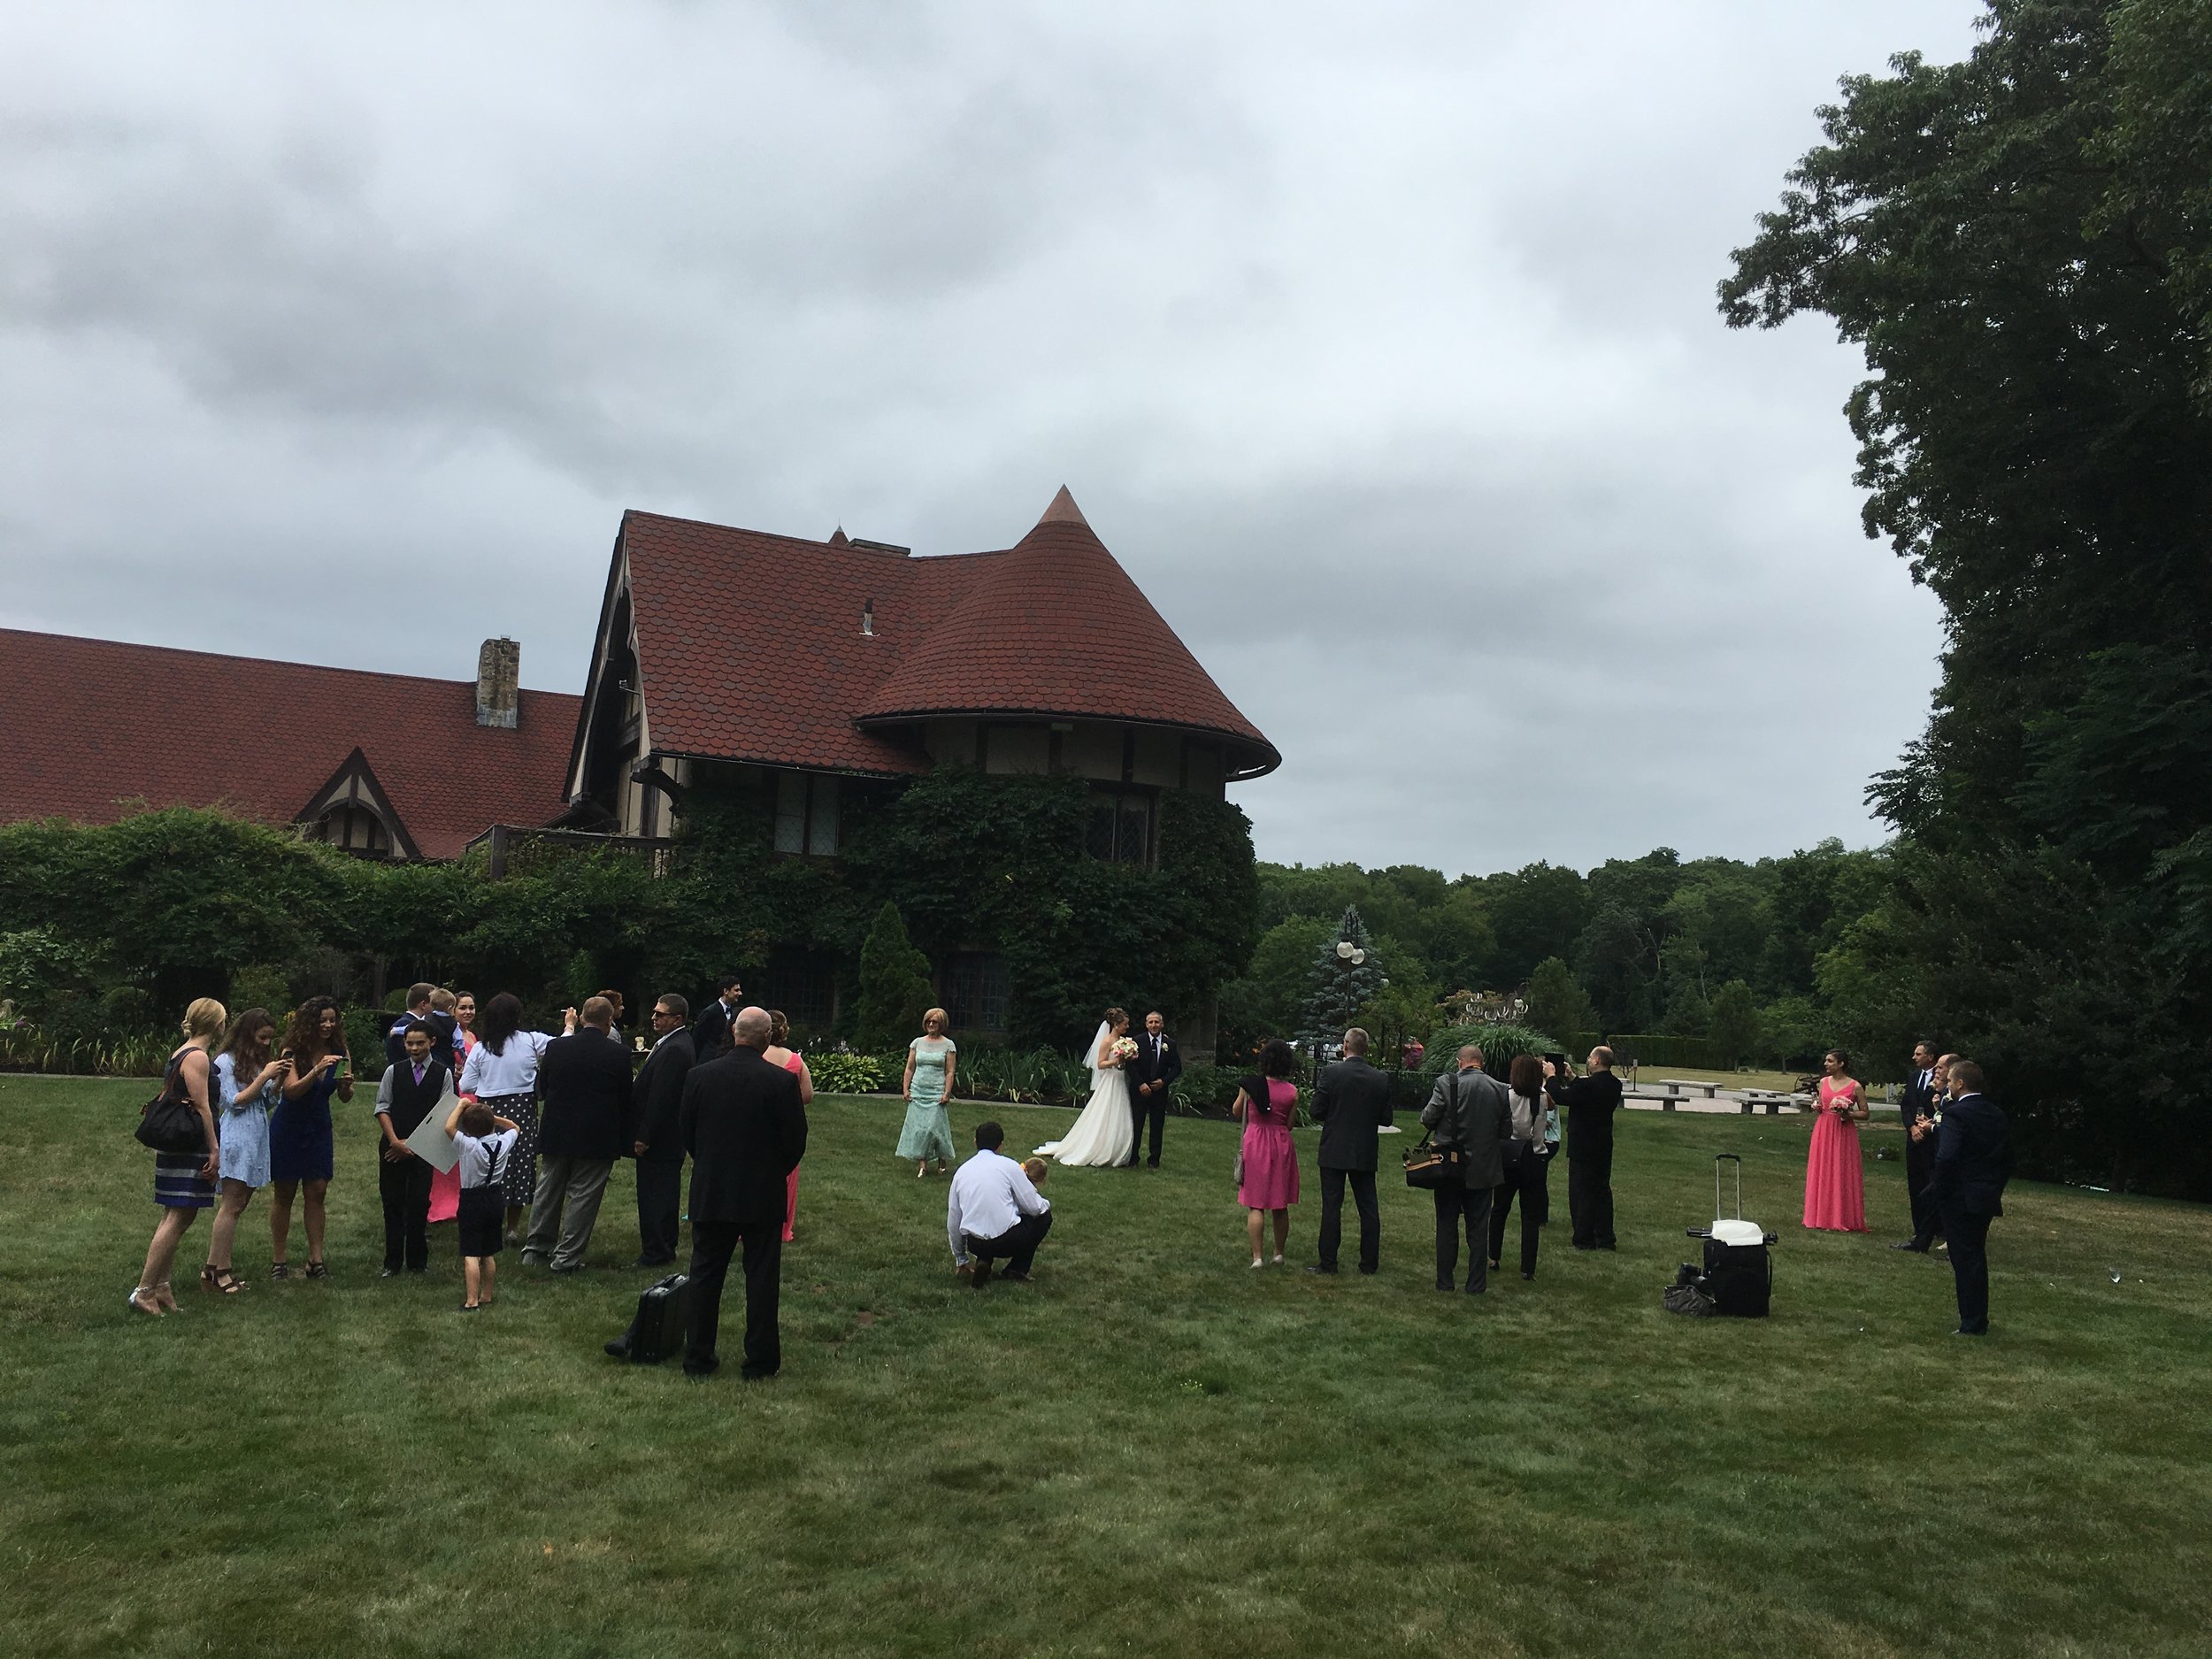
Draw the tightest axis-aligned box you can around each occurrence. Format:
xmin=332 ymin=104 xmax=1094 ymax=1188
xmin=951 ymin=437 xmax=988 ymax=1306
xmin=315 ymin=803 xmax=392 ymax=856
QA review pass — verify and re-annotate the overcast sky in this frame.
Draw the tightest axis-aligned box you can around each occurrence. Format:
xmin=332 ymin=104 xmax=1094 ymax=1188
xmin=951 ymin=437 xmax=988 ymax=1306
xmin=0 ymin=2 xmax=1982 ymax=879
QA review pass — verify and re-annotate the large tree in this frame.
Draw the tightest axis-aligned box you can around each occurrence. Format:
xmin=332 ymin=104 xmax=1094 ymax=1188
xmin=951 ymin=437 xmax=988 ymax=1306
xmin=1721 ymin=1 xmax=2212 ymax=1193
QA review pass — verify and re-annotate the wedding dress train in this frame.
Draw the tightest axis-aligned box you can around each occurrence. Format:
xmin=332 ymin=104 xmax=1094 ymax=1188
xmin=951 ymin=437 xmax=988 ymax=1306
xmin=1035 ymin=1021 xmax=1133 ymax=1167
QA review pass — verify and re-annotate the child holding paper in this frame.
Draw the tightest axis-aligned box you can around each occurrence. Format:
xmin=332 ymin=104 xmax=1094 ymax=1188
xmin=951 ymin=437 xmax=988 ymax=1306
xmin=444 ymin=1095 xmax=520 ymax=1311
xmin=373 ymin=1023 xmax=456 ymax=1277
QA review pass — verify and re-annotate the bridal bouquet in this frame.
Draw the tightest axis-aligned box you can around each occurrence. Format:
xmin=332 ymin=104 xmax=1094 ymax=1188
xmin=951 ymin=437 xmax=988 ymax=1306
xmin=1110 ymin=1036 xmax=1140 ymax=1063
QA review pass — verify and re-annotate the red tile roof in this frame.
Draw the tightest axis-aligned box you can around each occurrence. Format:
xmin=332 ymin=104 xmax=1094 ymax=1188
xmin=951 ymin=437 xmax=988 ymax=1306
xmin=0 ymin=629 xmax=580 ymax=858
xmin=620 ymin=491 xmax=1279 ymax=778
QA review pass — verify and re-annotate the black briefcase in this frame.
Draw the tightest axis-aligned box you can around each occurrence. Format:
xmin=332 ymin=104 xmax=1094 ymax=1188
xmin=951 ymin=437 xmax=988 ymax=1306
xmin=628 ymin=1272 xmax=691 ymax=1363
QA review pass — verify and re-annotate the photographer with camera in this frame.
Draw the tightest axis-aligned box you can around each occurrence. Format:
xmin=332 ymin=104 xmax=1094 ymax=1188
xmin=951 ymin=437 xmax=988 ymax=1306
xmin=1543 ymin=1047 xmax=1623 ymax=1251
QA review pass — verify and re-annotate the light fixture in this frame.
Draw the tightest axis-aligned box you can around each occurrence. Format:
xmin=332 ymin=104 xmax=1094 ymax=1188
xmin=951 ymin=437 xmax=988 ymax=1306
xmin=1350 ymin=949 xmax=1366 ymax=965
xmin=1336 ymin=941 xmax=1355 ymax=959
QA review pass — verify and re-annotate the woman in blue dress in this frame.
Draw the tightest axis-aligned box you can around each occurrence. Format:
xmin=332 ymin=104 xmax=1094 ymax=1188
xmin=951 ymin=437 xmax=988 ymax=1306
xmin=270 ymin=996 xmax=352 ymax=1279
xmin=131 ymin=998 xmax=226 ymax=1317
xmin=199 ymin=1007 xmax=287 ymax=1295
xmin=896 ymin=1009 xmax=958 ymax=1177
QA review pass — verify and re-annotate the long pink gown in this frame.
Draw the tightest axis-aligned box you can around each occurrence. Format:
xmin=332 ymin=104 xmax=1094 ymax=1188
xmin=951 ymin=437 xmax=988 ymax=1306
xmin=1802 ymin=1077 xmax=1867 ymax=1231
xmin=426 ymin=1031 xmax=473 ymax=1225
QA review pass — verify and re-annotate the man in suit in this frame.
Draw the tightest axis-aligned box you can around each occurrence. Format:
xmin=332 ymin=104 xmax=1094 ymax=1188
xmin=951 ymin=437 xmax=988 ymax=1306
xmin=1892 ymin=1041 xmax=1945 ymax=1253
xmin=384 ymin=982 xmax=439 ymax=1069
xmin=690 ymin=975 xmax=743 ymax=1058
xmin=680 ymin=1005 xmax=807 ymax=1379
xmin=1926 ymin=1058 xmax=2012 ymax=1335
xmin=524 ymin=996 xmax=634 ymax=1273
xmin=1307 ymin=1026 xmax=1394 ymax=1275
xmin=1123 ymin=1010 xmax=1183 ymax=1169
xmin=629 ymin=992 xmax=695 ymax=1268
xmin=1420 ymin=1044 xmax=1515 ymax=1294
xmin=1545 ymin=1046 xmax=1624 ymax=1250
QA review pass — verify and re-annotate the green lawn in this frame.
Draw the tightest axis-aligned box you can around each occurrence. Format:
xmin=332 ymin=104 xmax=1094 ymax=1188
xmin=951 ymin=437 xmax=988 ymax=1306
xmin=3 ymin=1074 xmax=2208 ymax=1658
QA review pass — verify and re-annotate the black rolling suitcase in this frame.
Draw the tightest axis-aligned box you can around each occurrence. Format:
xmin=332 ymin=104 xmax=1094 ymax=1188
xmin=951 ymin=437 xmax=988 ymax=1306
xmin=1686 ymin=1154 xmax=1774 ymax=1317
xmin=628 ymin=1272 xmax=691 ymax=1363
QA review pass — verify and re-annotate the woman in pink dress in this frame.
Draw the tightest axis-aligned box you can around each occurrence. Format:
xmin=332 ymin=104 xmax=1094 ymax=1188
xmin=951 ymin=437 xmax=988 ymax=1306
xmin=1803 ymin=1048 xmax=1869 ymax=1232
xmin=1234 ymin=1040 xmax=1301 ymax=1267
xmin=764 ymin=1010 xmax=813 ymax=1242
xmin=426 ymin=991 xmax=477 ymax=1226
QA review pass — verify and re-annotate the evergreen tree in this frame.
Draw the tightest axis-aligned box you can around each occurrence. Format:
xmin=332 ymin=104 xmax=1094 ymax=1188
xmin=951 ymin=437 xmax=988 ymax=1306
xmin=1524 ymin=956 xmax=1598 ymax=1042
xmin=856 ymin=902 xmax=933 ymax=1051
xmin=1299 ymin=905 xmax=1383 ymax=1049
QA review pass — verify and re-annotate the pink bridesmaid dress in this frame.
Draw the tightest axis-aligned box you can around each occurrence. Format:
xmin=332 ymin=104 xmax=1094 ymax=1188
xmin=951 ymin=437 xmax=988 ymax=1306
xmin=1802 ymin=1077 xmax=1867 ymax=1231
xmin=427 ymin=1032 xmax=474 ymax=1225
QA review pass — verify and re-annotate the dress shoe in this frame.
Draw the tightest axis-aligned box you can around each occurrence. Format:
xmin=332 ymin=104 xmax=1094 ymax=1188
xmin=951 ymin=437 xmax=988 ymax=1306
xmin=1890 ymin=1241 xmax=1929 ymax=1252
xmin=603 ymin=1339 xmax=632 ymax=1359
xmin=632 ymin=1255 xmax=673 ymax=1269
xmin=739 ymin=1366 xmax=778 ymax=1381
xmin=1358 ymin=1265 xmax=1379 ymax=1276
xmin=1520 ymin=1271 xmax=1534 ymax=1281
xmin=1486 ymin=1260 xmax=1502 ymax=1272
xmin=1951 ymin=1327 xmax=1985 ymax=1337
xmin=971 ymin=1260 xmax=995 ymax=1288
xmin=1304 ymin=1263 xmax=1337 ymax=1276
xmin=1146 ymin=1160 xmax=1160 ymax=1170
xmin=549 ymin=1263 xmax=585 ymax=1276
xmin=683 ymin=1359 xmax=719 ymax=1379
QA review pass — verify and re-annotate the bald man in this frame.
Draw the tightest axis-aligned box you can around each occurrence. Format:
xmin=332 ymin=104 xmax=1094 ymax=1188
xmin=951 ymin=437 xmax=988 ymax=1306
xmin=679 ymin=1006 xmax=807 ymax=1379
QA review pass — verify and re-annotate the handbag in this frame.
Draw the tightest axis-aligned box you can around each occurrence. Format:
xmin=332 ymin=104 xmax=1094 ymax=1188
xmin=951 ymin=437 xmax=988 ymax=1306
xmin=134 ymin=1055 xmax=207 ymax=1156
xmin=1405 ymin=1072 xmax=1467 ymax=1190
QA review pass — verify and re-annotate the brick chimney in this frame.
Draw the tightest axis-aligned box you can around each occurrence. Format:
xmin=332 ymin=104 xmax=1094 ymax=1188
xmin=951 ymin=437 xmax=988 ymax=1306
xmin=475 ymin=638 xmax=519 ymax=727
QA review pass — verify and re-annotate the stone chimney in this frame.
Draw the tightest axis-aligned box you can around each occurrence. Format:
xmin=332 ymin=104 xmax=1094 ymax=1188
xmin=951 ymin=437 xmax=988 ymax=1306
xmin=475 ymin=638 xmax=520 ymax=728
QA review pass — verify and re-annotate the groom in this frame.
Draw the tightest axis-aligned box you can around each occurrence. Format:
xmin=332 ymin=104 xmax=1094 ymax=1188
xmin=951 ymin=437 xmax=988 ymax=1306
xmin=1123 ymin=1010 xmax=1182 ymax=1168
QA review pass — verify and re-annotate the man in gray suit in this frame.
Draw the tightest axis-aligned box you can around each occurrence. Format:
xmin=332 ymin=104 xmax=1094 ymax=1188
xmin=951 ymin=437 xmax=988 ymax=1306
xmin=1306 ymin=1027 xmax=1394 ymax=1275
xmin=1420 ymin=1045 xmax=1515 ymax=1294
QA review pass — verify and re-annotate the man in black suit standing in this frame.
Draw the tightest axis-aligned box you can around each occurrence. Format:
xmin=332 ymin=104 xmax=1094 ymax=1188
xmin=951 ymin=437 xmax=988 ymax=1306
xmin=1307 ymin=1027 xmax=1394 ymax=1276
xmin=1420 ymin=1044 xmax=1515 ymax=1294
xmin=1926 ymin=1058 xmax=2012 ymax=1336
xmin=1545 ymin=1046 xmax=1624 ymax=1250
xmin=1891 ymin=1041 xmax=1943 ymax=1253
xmin=1123 ymin=1010 xmax=1182 ymax=1169
xmin=629 ymin=993 xmax=695 ymax=1268
xmin=525 ymin=996 xmax=634 ymax=1273
xmin=680 ymin=1005 xmax=806 ymax=1379
xmin=690 ymin=975 xmax=743 ymax=1058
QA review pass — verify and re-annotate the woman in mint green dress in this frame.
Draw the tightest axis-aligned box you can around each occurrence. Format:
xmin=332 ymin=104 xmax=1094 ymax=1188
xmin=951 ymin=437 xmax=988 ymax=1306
xmin=897 ymin=1009 xmax=957 ymax=1177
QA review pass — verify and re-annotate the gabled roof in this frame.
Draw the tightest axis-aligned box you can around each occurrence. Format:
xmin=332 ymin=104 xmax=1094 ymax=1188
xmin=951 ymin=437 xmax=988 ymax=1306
xmin=615 ymin=490 xmax=1279 ymax=779
xmin=0 ymin=629 xmax=580 ymax=858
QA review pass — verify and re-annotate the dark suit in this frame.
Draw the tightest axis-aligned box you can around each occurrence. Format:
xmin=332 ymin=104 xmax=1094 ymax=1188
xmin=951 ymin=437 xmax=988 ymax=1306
xmin=1928 ymin=1091 xmax=2012 ymax=1334
xmin=1123 ymin=1030 xmax=1182 ymax=1166
xmin=1420 ymin=1066 xmax=1514 ymax=1291
xmin=1546 ymin=1069 xmax=1624 ymax=1249
xmin=630 ymin=1028 xmax=695 ymax=1264
xmin=526 ymin=1029 xmax=634 ymax=1270
xmin=680 ymin=1046 xmax=807 ymax=1377
xmin=1900 ymin=1065 xmax=1942 ymax=1247
xmin=691 ymin=998 xmax=737 ymax=1059
xmin=1312 ymin=1056 xmax=1394 ymax=1272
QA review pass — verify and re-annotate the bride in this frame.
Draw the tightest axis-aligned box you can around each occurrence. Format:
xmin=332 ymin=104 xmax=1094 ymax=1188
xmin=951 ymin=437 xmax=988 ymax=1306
xmin=1034 ymin=1008 xmax=1134 ymax=1167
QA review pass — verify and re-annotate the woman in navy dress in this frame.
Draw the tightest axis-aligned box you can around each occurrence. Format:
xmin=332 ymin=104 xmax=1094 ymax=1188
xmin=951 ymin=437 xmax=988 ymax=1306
xmin=270 ymin=996 xmax=352 ymax=1279
xmin=131 ymin=998 xmax=226 ymax=1317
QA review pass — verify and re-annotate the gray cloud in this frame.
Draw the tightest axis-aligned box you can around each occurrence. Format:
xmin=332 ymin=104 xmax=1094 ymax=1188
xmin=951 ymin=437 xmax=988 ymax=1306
xmin=0 ymin=0 xmax=1977 ymax=876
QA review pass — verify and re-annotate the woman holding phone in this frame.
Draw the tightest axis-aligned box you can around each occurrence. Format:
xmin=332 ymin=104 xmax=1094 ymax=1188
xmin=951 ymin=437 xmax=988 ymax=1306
xmin=270 ymin=995 xmax=352 ymax=1279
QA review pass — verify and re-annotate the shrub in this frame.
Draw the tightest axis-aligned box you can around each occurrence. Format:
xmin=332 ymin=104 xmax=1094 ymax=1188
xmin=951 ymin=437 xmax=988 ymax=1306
xmin=1420 ymin=1022 xmax=1557 ymax=1084
xmin=855 ymin=903 xmax=933 ymax=1051
xmin=809 ymin=1050 xmax=888 ymax=1094
xmin=1608 ymin=1033 xmax=1727 ymax=1070
xmin=1169 ymin=1064 xmax=1245 ymax=1115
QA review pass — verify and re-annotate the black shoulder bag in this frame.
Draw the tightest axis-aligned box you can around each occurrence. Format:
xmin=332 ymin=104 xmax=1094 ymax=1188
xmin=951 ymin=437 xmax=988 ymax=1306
xmin=135 ymin=1053 xmax=209 ymax=1156
xmin=1404 ymin=1072 xmax=1466 ymax=1190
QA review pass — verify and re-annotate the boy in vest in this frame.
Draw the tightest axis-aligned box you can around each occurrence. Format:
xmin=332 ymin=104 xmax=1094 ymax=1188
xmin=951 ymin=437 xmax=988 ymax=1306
xmin=374 ymin=1022 xmax=455 ymax=1275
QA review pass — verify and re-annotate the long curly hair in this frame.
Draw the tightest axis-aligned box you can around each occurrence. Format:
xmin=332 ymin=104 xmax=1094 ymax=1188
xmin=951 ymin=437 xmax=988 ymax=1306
xmin=283 ymin=995 xmax=343 ymax=1062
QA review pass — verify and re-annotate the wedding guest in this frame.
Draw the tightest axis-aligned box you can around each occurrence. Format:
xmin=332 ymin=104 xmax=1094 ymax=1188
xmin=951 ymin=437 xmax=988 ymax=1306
xmin=1804 ymin=1048 xmax=1870 ymax=1233
xmin=131 ymin=998 xmax=225 ymax=1317
xmin=1123 ymin=1010 xmax=1182 ymax=1169
xmin=459 ymin=993 xmax=569 ymax=1243
xmin=1233 ymin=1039 xmax=1300 ymax=1268
xmin=1490 ymin=1054 xmax=1553 ymax=1281
xmin=271 ymin=995 xmax=352 ymax=1279
xmin=1308 ymin=1027 xmax=1394 ymax=1276
xmin=443 ymin=1095 xmax=522 ymax=1311
xmin=764 ymin=1010 xmax=814 ymax=1241
xmin=201 ymin=1007 xmax=286 ymax=1296
xmin=596 ymin=989 xmax=626 ymax=1039
xmin=525 ymin=996 xmax=632 ymax=1273
xmin=1891 ymin=1040 xmax=1943 ymax=1253
xmin=373 ymin=1021 xmax=456 ymax=1277
xmin=1537 ymin=1088 xmax=1561 ymax=1225
xmin=629 ymin=993 xmax=695 ymax=1268
xmin=948 ymin=1120 xmax=1052 ymax=1287
xmin=897 ymin=1008 xmax=957 ymax=1178
xmin=426 ymin=988 xmax=471 ymax=1226
xmin=1545 ymin=1047 xmax=1623 ymax=1250
xmin=1421 ymin=1045 xmax=1513 ymax=1294
xmin=384 ymin=982 xmax=439 ymax=1068
xmin=1926 ymin=1059 xmax=2012 ymax=1335
xmin=691 ymin=975 xmax=743 ymax=1056
xmin=680 ymin=1007 xmax=807 ymax=1378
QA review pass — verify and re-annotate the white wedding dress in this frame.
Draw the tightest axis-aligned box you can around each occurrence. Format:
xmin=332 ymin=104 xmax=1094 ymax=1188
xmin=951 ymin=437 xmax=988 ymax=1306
xmin=1034 ymin=1021 xmax=1134 ymax=1167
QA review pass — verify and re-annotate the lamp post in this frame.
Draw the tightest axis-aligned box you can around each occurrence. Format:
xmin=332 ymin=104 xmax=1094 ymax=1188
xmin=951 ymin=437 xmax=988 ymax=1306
xmin=1328 ymin=938 xmax=1368 ymax=1057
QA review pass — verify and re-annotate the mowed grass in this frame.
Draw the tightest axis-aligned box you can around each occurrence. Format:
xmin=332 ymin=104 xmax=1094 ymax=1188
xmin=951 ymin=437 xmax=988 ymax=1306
xmin=3 ymin=1076 xmax=2208 ymax=1659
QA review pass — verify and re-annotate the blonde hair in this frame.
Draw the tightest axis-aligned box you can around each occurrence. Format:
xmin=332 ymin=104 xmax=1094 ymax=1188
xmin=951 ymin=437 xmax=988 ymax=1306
xmin=428 ymin=987 xmax=457 ymax=1012
xmin=180 ymin=997 xmax=227 ymax=1041
xmin=922 ymin=1007 xmax=949 ymax=1031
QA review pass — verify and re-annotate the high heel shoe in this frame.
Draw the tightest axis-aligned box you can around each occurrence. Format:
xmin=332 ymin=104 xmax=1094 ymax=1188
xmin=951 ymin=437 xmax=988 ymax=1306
xmin=153 ymin=1281 xmax=180 ymax=1313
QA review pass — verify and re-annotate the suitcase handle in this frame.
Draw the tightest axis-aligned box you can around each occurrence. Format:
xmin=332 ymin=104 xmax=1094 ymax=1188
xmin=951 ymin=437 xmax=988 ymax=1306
xmin=1714 ymin=1153 xmax=1743 ymax=1222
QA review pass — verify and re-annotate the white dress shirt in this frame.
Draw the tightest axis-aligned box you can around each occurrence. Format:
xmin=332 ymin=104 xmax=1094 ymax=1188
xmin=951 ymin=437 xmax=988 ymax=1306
xmin=947 ymin=1149 xmax=1049 ymax=1263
